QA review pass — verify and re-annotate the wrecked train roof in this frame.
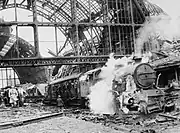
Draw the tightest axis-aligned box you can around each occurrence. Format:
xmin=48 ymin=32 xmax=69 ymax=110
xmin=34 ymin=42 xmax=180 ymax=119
xmin=49 ymin=73 xmax=82 ymax=85
xmin=151 ymin=56 xmax=180 ymax=70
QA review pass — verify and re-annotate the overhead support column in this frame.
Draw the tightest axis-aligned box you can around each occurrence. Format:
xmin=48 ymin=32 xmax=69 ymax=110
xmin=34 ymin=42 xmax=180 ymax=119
xmin=105 ymin=0 xmax=112 ymax=54
xmin=14 ymin=0 xmax=19 ymax=58
xmin=53 ymin=0 xmax=59 ymax=56
xmin=70 ymin=0 xmax=79 ymax=56
xmin=130 ymin=0 xmax=136 ymax=54
xmin=32 ymin=0 xmax=40 ymax=57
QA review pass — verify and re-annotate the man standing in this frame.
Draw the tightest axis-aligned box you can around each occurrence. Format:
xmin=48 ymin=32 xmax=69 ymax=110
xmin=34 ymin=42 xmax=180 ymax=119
xmin=8 ymin=87 xmax=18 ymax=107
xmin=57 ymin=95 xmax=64 ymax=109
xmin=16 ymin=86 xmax=27 ymax=107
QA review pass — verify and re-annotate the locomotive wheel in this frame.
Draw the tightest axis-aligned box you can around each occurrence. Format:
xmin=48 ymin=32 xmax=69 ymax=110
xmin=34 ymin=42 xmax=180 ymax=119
xmin=139 ymin=101 xmax=148 ymax=114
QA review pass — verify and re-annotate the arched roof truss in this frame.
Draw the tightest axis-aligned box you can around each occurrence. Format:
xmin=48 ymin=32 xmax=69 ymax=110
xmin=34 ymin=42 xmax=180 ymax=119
xmin=0 ymin=0 xmax=165 ymax=57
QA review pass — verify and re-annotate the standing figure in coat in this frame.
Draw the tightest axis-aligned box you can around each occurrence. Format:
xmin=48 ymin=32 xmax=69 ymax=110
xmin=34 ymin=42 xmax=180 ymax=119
xmin=8 ymin=87 xmax=18 ymax=107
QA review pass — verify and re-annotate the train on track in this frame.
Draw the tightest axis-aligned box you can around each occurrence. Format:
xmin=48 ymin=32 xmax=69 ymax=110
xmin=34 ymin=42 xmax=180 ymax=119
xmin=43 ymin=67 xmax=102 ymax=108
xmin=43 ymin=61 xmax=180 ymax=114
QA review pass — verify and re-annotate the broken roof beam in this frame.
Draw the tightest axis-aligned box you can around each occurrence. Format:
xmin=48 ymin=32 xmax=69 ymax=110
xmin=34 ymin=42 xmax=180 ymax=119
xmin=27 ymin=0 xmax=32 ymax=9
xmin=132 ymin=0 xmax=146 ymax=22
xmin=49 ymin=1 xmax=68 ymax=19
xmin=2 ymin=0 xmax=9 ymax=8
xmin=20 ymin=0 xmax=26 ymax=5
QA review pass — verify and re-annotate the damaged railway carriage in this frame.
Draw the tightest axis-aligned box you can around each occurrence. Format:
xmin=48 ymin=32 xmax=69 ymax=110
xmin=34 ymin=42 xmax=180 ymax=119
xmin=43 ymin=68 xmax=101 ymax=107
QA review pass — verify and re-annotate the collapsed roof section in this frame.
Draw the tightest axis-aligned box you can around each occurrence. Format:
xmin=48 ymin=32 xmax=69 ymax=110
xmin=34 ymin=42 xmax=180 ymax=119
xmin=0 ymin=23 xmax=48 ymax=84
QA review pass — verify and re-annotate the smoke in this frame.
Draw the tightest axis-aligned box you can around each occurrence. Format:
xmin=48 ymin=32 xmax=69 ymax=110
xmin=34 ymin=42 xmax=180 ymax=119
xmin=135 ymin=0 xmax=180 ymax=55
xmin=88 ymin=54 xmax=136 ymax=114
xmin=88 ymin=0 xmax=180 ymax=115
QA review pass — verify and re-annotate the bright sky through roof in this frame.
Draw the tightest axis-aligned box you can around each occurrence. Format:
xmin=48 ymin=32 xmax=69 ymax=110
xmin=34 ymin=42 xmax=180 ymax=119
xmin=149 ymin=0 xmax=180 ymax=18
xmin=0 ymin=8 xmax=66 ymax=57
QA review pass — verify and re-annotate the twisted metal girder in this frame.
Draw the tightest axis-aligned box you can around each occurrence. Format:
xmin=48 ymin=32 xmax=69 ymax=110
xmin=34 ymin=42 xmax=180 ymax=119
xmin=0 ymin=31 xmax=48 ymax=83
xmin=0 ymin=32 xmax=35 ymax=58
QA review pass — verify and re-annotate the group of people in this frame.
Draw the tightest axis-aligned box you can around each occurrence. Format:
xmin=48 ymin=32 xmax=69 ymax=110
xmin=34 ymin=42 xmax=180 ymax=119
xmin=0 ymin=86 xmax=26 ymax=108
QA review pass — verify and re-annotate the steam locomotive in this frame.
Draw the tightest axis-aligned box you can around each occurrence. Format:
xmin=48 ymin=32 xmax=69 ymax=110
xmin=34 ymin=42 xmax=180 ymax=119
xmin=115 ymin=63 xmax=178 ymax=114
xmin=43 ymin=62 xmax=179 ymax=114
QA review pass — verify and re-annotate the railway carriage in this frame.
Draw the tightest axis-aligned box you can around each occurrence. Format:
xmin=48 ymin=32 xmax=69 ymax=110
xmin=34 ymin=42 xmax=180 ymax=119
xmin=43 ymin=68 xmax=101 ymax=107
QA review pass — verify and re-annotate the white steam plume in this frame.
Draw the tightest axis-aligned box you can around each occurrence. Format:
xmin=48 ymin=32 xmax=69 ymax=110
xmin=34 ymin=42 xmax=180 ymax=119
xmin=88 ymin=54 xmax=136 ymax=115
xmin=135 ymin=0 xmax=180 ymax=55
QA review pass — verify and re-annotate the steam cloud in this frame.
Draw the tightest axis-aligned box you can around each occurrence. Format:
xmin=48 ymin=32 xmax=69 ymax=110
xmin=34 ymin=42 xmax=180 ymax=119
xmin=88 ymin=54 xmax=136 ymax=114
xmin=136 ymin=0 xmax=180 ymax=55
xmin=88 ymin=0 xmax=180 ymax=115
xmin=135 ymin=15 xmax=180 ymax=55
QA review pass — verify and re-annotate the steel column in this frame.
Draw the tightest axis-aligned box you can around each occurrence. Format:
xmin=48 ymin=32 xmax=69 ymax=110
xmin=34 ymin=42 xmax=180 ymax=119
xmin=130 ymin=0 xmax=136 ymax=54
xmin=14 ymin=0 xmax=19 ymax=58
xmin=70 ymin=0 xmax=79 ymax=55
xmin=32 ymin=0 xmax=40 ymax=57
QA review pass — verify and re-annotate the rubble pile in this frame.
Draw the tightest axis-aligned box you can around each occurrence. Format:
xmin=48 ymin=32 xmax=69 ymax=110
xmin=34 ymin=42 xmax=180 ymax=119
xmin=0 ymin=102 xmax=180 ymax=132
xmin=64 ymin=108 xmax=180 ymax=133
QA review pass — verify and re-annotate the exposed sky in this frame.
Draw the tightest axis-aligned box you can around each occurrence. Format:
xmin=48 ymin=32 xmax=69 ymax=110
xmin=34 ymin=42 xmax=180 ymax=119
xmin=0 ymin=8 xmax=66 ymax=57
xmin=149 ymin=0 xmax=180 ymax=18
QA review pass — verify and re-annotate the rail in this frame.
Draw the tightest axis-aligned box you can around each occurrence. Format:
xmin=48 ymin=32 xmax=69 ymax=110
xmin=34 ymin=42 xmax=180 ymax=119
xmin=0 ymin=112 xmax=63 ymax=130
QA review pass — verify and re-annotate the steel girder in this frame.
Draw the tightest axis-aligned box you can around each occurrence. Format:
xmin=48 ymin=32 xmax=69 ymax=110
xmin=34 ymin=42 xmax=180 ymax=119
xmin=0 ymin=55 xmax=126 ymax=67
xmin=0 ymin=31 xmax=123 ymax=67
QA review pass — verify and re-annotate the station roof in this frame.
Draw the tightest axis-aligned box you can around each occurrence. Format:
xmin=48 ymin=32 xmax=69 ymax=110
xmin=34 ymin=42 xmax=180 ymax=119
xmin=0 ymin=0 xmax=165 ymax=56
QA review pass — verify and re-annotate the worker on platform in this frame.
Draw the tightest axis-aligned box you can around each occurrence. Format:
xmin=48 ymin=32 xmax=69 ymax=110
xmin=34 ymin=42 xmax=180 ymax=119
xmin=8 ymin=87 xmax=18 ymax=107
xmin=0 ymin=91 xmax=6 ymax=108
xmin=57 ymin=95 xmax=64 ymax=109
xmin=16 ymin=86 xmax=27 ymax=107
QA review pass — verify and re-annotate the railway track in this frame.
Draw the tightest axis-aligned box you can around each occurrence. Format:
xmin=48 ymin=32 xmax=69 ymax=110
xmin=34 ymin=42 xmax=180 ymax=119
xmin=0 ymin=112 xmax=63 ymax=130
xmin=0 ymin=106 xmax=169 ymax=132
